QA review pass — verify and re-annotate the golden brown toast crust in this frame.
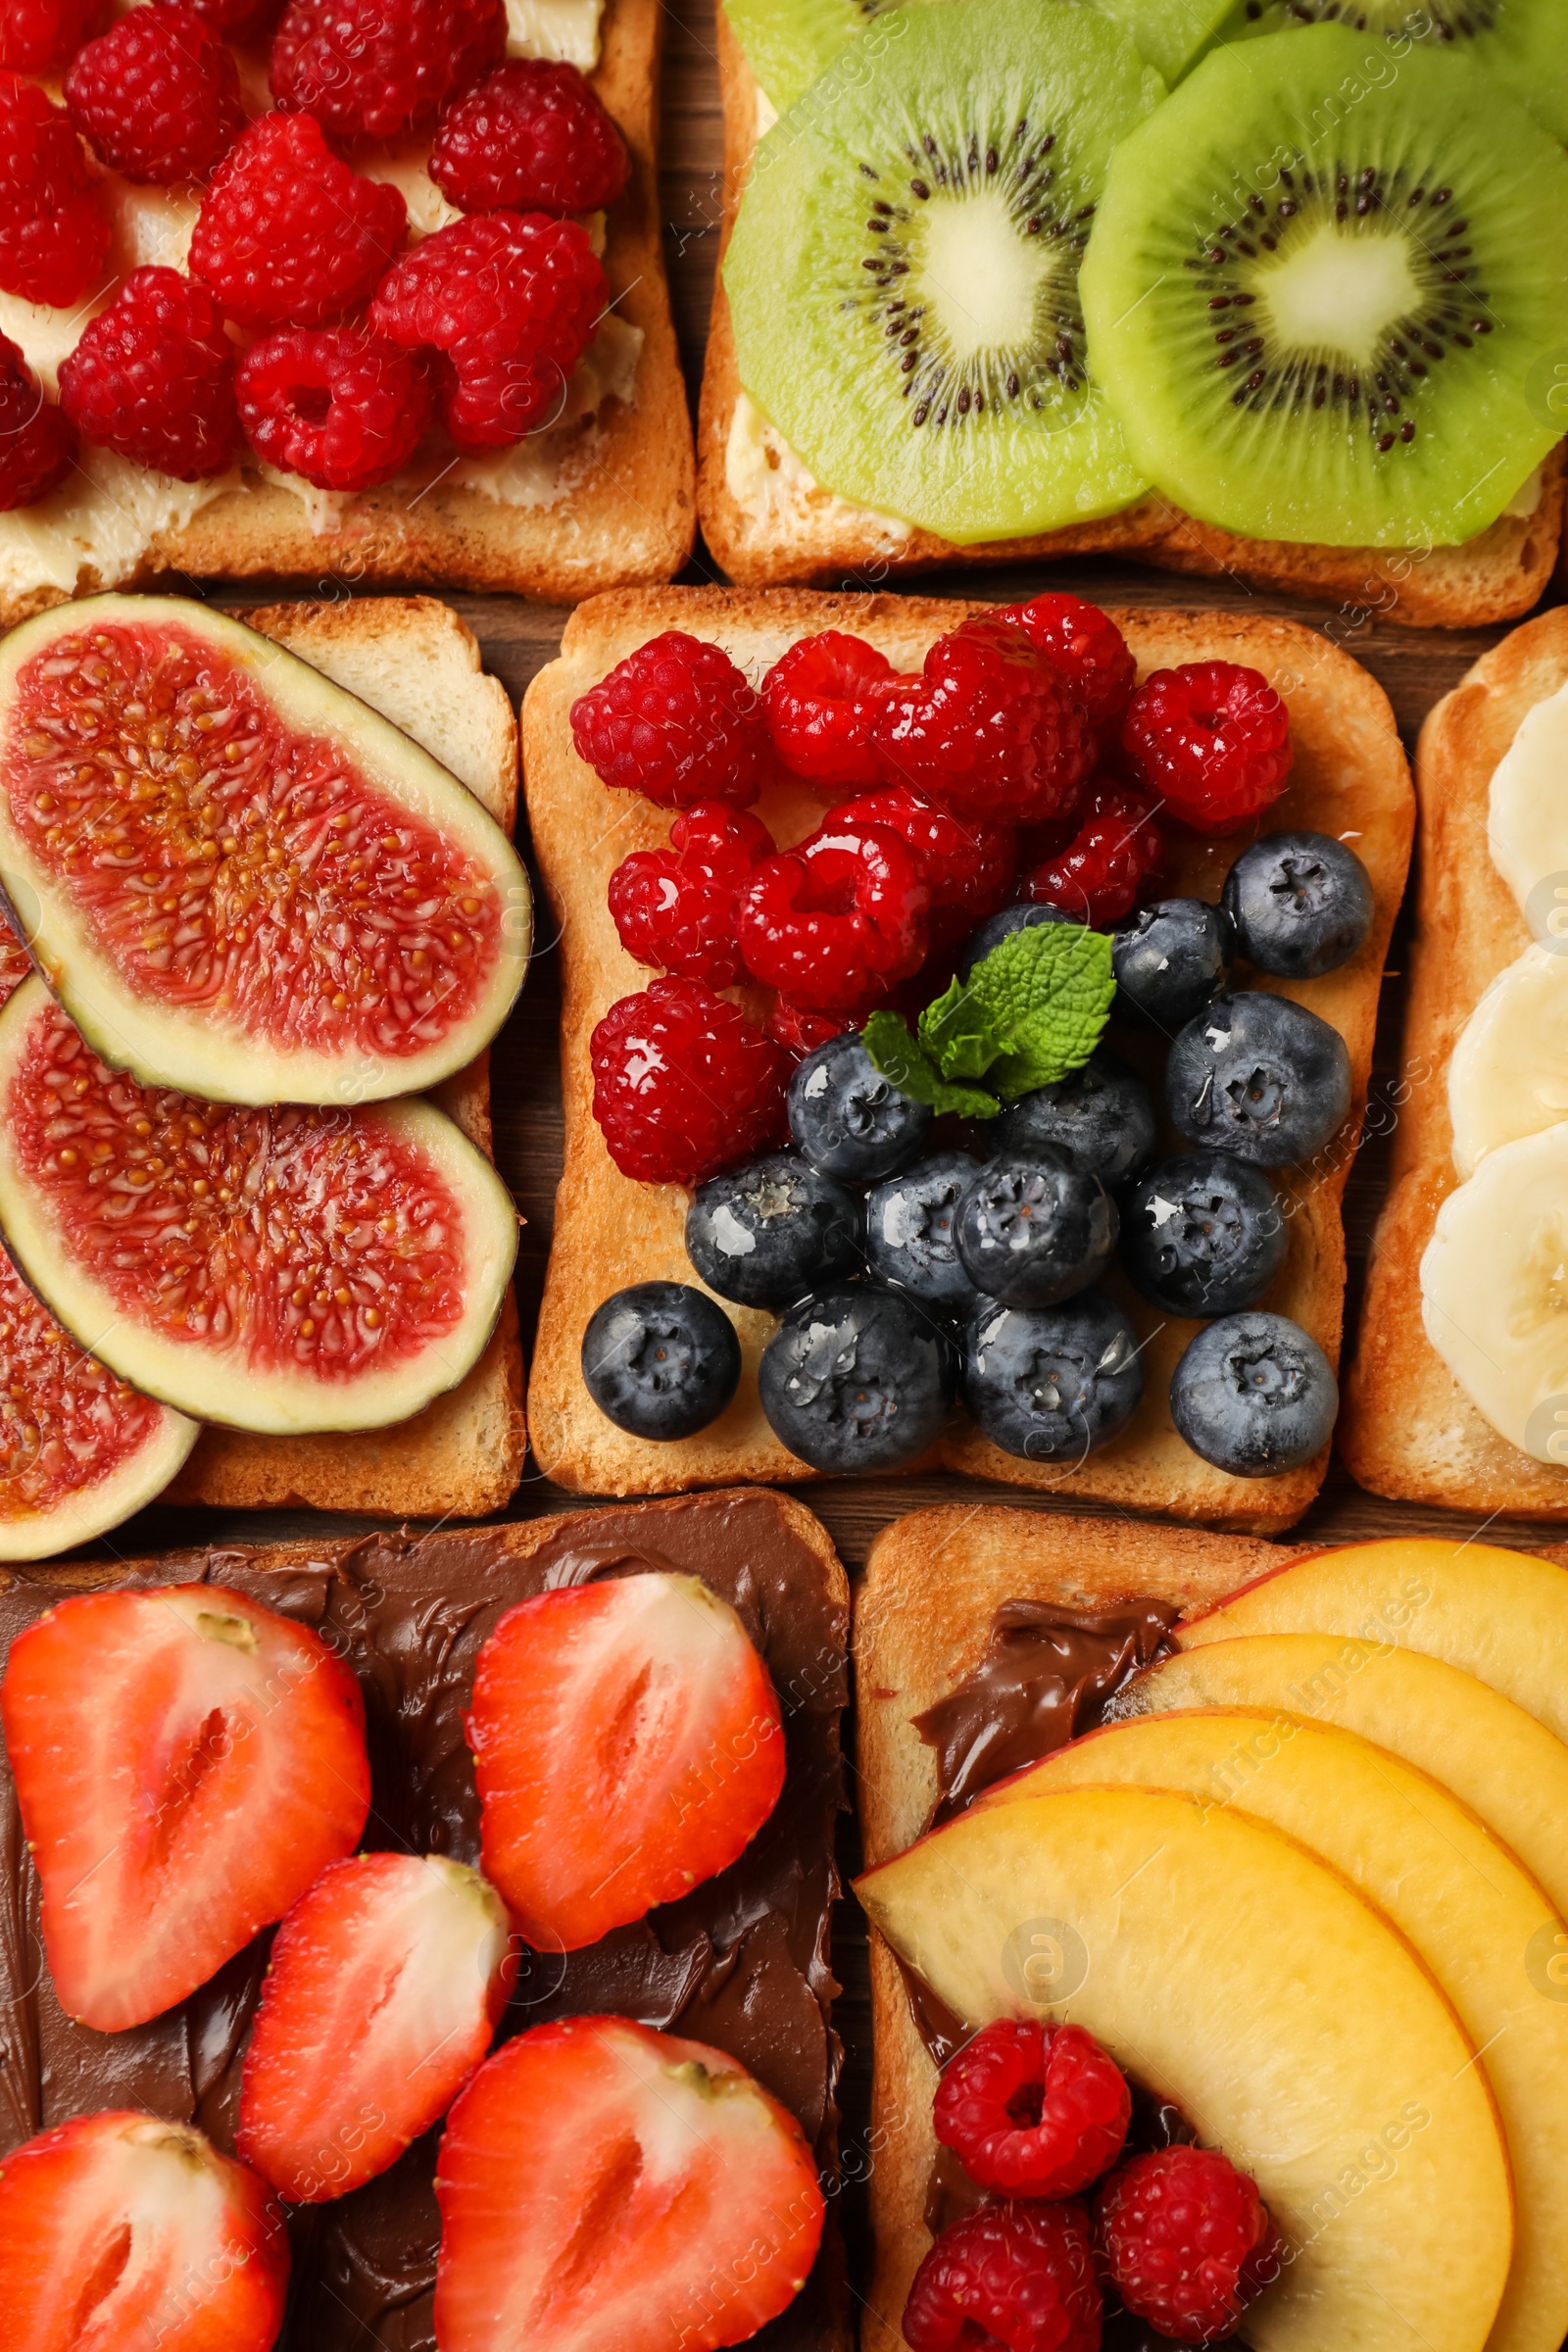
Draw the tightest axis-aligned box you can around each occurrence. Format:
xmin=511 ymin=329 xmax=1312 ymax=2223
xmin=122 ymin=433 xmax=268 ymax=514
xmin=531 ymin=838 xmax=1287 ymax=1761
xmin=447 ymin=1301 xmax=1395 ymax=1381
xmin=522 ymin=584 xmax=1413 ymax=1532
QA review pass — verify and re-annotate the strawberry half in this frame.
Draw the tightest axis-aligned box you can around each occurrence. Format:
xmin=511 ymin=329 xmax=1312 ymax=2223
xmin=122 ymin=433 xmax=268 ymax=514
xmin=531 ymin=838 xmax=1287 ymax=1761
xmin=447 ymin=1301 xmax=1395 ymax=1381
xmin=1 ymin=1583 xmax=370 ymax=2032
xmin=0 ymin=2110 xmax=288 ymax=2352
xmin=466 ymin=1572 xmax=786 ymax=1951
xmin=237 ymin=1850 xmax=514 ymax=2203
xmin=433 ymin=2016 xmax=825 ymax=2352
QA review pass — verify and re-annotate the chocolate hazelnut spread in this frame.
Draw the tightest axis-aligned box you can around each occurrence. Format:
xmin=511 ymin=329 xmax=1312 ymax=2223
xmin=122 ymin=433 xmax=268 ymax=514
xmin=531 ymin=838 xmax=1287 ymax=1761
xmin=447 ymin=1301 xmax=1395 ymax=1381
xmin=0 ymin=1491 xmax=849 ymax=2352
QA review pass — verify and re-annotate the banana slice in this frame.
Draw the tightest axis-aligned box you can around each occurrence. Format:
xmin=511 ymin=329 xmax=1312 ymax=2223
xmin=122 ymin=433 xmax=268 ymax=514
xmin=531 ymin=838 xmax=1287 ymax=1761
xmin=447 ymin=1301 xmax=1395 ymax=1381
xmin=1422 ymin=1123 xmax=1568 ymax=1463
xmin=1448 ymin=943 xmax=1568 ymax=1176
xmin=1488 ymin=676 xmax=1568 ymax=935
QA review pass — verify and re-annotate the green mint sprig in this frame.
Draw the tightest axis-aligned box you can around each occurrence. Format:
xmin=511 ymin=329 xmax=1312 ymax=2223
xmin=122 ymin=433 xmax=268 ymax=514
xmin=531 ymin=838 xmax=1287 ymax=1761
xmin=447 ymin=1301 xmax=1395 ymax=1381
xmin=863 ymin=920 xmax=1114 ymax=1117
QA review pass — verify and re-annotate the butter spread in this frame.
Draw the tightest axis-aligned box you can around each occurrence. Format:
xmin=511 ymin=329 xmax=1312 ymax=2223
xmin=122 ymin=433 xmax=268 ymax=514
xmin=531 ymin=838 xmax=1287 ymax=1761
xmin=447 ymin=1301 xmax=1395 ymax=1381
xmin=725 ymin=389 xmax=913 ymax=547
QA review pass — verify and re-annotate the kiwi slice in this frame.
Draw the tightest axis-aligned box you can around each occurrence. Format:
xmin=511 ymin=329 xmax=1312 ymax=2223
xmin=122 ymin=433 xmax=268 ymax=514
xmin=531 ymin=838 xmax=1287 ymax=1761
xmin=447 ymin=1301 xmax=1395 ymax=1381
xmin=723 ymin=0 xmax=1163 ymax=545
xmin=1079 ymin=24 xmax=1568 ymax=548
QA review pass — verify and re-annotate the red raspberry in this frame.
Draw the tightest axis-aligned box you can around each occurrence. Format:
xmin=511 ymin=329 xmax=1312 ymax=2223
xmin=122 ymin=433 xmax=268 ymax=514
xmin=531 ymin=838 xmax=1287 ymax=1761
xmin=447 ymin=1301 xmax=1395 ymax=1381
xmin=1096 ymin=2146 xmax=1281 ymax=2345
xmin=236 ymin=329 xmax=430 ymax=491
xmin=0 ymin=74 xmax=110 ymax=308
xmin=874 ymin=617 xmax=1094 ymax=827
xmin=430 ymin=59 xmax=631 ymax=218
xmin=832 ymin=785 xmax=1014 ymax=949
xmin=0 ymin=0 xmax=96 ymax=74
xmin=270 ymin=0 xmax=506 ymax=139
xmin=1022 ymin=784 xmax=1165 ymax=928
xmin=0 ymin=335 xmax=72 ymax=508
xmin=904 ymin=2200 xmax=1102 ymax=2352
xmin=369 ymin=209 xmax=604 ymax=451
xmin=608 ymin=804 xmax=773 ymax=989
xmin=992 ymin=593 xmax=1137 ymax=742
xmin=190 ymin=110 xmax=407 ymax=330
xmin=570 ymin=631 xmax=772 ymax=810
xmin=65 ymin=3 xmax=244 ymax=184
xmin=738 ymin=818 xmax=930 ymax=1016
xmin=767 ymin=1000 xmax=847 ymax=1057
xmin=1121 ymin=662 xmax=1292 ymax=834
xmin=933 ymin=2022 xmax=1130 ymax=2200
xmin=191 ymin=0 xmax=277 ymax=24
xmin=590 ymin=976 xmax=789 ymax=1187
xmin=762 ymin=630 xmax=906 ymax=789
xmin=59 ymin=267 xmax=236 ymax=479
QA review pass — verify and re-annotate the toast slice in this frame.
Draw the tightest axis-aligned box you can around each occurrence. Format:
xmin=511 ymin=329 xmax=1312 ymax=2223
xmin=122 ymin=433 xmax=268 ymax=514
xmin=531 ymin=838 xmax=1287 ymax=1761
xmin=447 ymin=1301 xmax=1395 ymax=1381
xmin=1342 ymin=606 xmax=1568 ymax=1516
xmin=697 ymin=14 xmax=1563 ymax=630
xmin=522 ymin=584 xmax=1413 ymax=1532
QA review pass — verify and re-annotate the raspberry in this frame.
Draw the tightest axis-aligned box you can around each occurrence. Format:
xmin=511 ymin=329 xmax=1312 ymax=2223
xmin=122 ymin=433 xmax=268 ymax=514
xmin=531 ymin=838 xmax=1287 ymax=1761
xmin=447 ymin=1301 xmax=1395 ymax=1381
xmin=903 ymin=2201 xmax=1102 ymax=2352
xmin=1121 ymin=662 xmax=1293 ymax=834
xmin=608 ymin=804 xmax=773 ymax=989
xmin=0 ymin=0 xmax=96 ymax=74
xmin=767 ymin=1001 xmax=847 ymax=1057
xmin=590 ymin=977 xmax=789 ymax=1187
xmin=0 ymin=336 xmax=72 ymax=509
xmin=270 ymin=0 xmax=506 ymax=139
xmin=738 ymin=819 xmax=930 ymax=1016
xmin=65 ymin=3 xmax=244 ymax=184
xmin=570 ymin=631 xmax=772 ymax=810
xmin=236 ymin=329 xmax=430 ymax=491
xmin=762 ymin=630 xmax=906 ymax=789
xmin=0 ymin=74 xmax=110 ymax=309
xmin=190 ymin=110 xmax=407 ymax=330
xmin=933 ymin=2022 xmax=1130 ymax=2200
xmin=369 ymin=209 xmax=604 ymax=452
xmin=1096 ymin=2146 xmax=1281 ymax=2345
xmin=991 ymin=593 xmax=1137 ymax=742
xmin=430 ymin=59 xmax=631 ymax=218
xmin=1022 ymin=784 xmax=1165 ymax=928
xmin=831 ymin=785 xmax=1014 ymax=949
xmin=874 ymin=616 xmax=1095 ymax=827
xmin=59 ymin=267 xmax=236 ymax=480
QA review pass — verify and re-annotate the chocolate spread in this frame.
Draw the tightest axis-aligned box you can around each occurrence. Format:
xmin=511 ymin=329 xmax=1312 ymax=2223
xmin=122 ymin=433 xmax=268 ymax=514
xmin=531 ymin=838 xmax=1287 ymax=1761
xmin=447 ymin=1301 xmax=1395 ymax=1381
xmin=0 ymin=1491 xmax=849 ymax=2352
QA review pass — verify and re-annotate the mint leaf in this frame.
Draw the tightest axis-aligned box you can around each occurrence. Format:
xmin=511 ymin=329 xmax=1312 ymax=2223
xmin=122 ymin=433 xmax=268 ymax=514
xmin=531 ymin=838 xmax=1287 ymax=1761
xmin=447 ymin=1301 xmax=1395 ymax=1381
xmin=965 ymin=922 xmax=1114 ymax=1098
xmin=861 ymin=1009 xmax=1000 ymax=1119
xmin=917 ymin=977 xmax=1003 ymax=1081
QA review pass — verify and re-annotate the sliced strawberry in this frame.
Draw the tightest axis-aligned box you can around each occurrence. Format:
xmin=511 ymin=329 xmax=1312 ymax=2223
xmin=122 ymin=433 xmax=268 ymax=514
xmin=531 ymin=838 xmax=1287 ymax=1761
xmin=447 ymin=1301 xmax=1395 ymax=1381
xmin=466 ymin=1572 xmax=785 ymax=1951
xmin=1 ymin=1583 xmax=370 ymax=2032
xmin=434 ymin=2016 xmax=825 ymax=2352
xmin=237 ymin=1851 xmax=514 ymax=2202
xmin=0 ymin=2110 xmax=288 ymax=2352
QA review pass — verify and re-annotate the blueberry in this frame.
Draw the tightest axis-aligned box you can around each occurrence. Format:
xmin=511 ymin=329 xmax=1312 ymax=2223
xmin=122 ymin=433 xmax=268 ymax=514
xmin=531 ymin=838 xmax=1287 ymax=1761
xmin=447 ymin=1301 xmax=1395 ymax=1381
xmin=686 ymin=1151 xmax=861 ymax=1308
xmin=581 ymin=1282 xmax=741 ymax=1441
xmin=955 ymin=1149 xmax=1118 ymax=1308
xmin=1121 ymin=1151 xmax=1287 ymax=1318
xmin=1169 ymin=1310 xmax=1338 ymax=1476
xmin=787 ymin=1033 xmax=931 ymax=1183
xmin=759 ymin=1282 xmax=954 ymax=1472
xmin=866 ymin=1150 xmax=985 ymax=1312
xmin=1165 ymin=992 xmax=1350 ymax=1169
xmin=1222 ymin=830 xmax=1375 ymax=980
xmin=1112 ymin=898 xmax=1233 ymax=1028
xmin=962 ymin=1291 xmax=1144 ymax=1461
xmin=956 ymin=901 xmax=1079 ymax=983
xmin=995 ymin=1054 xmax=1157 ymax=1189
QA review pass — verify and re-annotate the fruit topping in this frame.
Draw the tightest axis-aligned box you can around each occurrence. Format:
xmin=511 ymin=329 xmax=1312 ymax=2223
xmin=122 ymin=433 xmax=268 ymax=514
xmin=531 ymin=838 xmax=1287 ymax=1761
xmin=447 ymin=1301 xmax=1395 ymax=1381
xmin=65 ymin=1 xmax=244 ymax=184
xmin=990 ymin=594 xmax=1138 ymax=742
xmin=955 ymin=1150 xmax=1118 ymax=1309
xmin=1112 ymin=899 xmax=1233 ymax=1029
xmin=934 ymin=2018 xmax=1132 ymax=2199
xmin=467 ymin=1572 xmax=785 ymax=1946
xmin=956 ymin=901 xmax=1078 ymax=983
xmin=995 ymin=1054 xmax=1157 ymax=1189
xmin=0 ymin=72 xmax=110 ymax=308
xmin=0 ymin=0 xmax=95 ymax=74
xmin=963 ymin=1292 xmax=1144 ymax=1460
xmin=1169 ymin=1308 xmax=1338 ymax=1477
xmin=873 ymin=618 xmax=1094 ymax=827
xmin=1021 ymin=781 xmax=1165 ymax=927
xmin=768 ymin=998 xmax=848 ymax=1057
xmin=571 ymin=631 xmax=773 ymax=810
xmin=737 ymin=817 xmax=931 ymax=1014
xmin=607 ymin=801 xmax=774 ymax=987
xmin=238 ymin=1852 xmax=513 ymax=2202
xmin=270 ymin=0 xmax=506 ymax=140
xmin=0 ymin=981 xmax=518 ymax=1433
xmin=590 ymin=977 xmax=789 ymax=1185
xmin=430 ymin=58 xmax=631 ymax=218
xmin=433 ymin=2016 xmax=825 ymax=2352
xmin=1165 ymin=991 xmax=1350 ymax=1168
xmin=787 ymin=1030 xmax=931 ymax=1182
xmin=0 ymin=336 xmax=72 ymax=511
xmin=191 ymin=109 xmax=408 ymax=331
xmin=903 ymin=2198 xmax=1102 ymax=2352
xmin=1229 ymin=0 xmax=1567 ymax=143
xmin=686 ymin=1148 xmax=861 ymax=1308
xmin=1221 ymin=830 xmax=1374 ymax=979
xmin=1096 ymin=2144 xmax=1281 ymax=2345
xmin=864 ymin=1149 xmax=983 ymax=1314
xmin=236 ymin=328 xmax=432 ymax=493
xmin=0 ymin=1580 xmax=369 ymax=2029
xmin=1120 ymin=663 xmax=1291 ymax=836
xmin=580 ymin=1279 xmax=741 ymax=1440
xmin=761 ymin=629 xmax=904 ymax=787
xmin=59 ymin=267 xmax=238 ymax=483
xmin=0 ymin=2112 xmax=289 ymax=2352
xmin=832 ymin=783 xmax=1016 ymax=947
xmin=369 ymin=211 xmax=605 ymax=451
xmin=758 ymin=1281 xmax=955 ymax=1472
xmin=1121 ymin=1151 xmax=1286 ymax=1319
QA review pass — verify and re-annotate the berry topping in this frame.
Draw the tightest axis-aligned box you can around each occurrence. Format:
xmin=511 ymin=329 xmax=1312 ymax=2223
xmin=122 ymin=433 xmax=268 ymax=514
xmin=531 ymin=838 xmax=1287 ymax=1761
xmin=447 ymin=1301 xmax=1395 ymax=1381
xmin=65 ymin=2 xmax=244 ymax=184
xmin=768 ymin=999 xmax=848 ymax=1056
xmin=933 ymin=2019 xmax=1131 ymax=2200
xmin=430 ymin=57 xmax=631 ymax=218
xmin=1165 ymin=991 xmax=1351 ymax=1168
xmin=739 ymin=817 xmax=931 ymax=1015
xmin=1121 ymin=1151 xmax=1287 ymax=1320
xmin=687 ymin=1149 xmax=861 ymax=1308
xmin=904 ymin=2198 xmax=1102 ymax=2352
xmin=590 ymin=976 xmax=788 ymax=1186
xmin=270 ymin=0 xmax=506 ymax=140
xmin=956 ymin=900 xmax=1078 ymax=984
xmin=59 ymin=266 xmax=237 ymax=480
xmin=238 ymin=1853 xmax=512 ymax=2203
xmin=1121 ymin=662 xmax=1292 ymax=834
xmin=1095 ymin=2144 xmax=1281 ymax=2345
xmin=787 ymin=1029 xmax=930 ymax=1181
xmin=0 ymin=336 xmax=71 ymax=510
xmin=608 ymin=801 xmax=774 ymax=987
xmin=191 ymin=110 xmax=407 ymax=330
xmin=1112 ymin=899 xmax=1233 ymax=1029
xmin=0 ymin=73 xmax=110 ymax=308
xmin=236 ymin=328 xmax=431 ymax=491
xmin=963 ymin=1292 xmax=1144 ymax=1462
xmin=1221 ymin=829 xmax=1375 ymax=980
xmin=1169 ymin=1309 xmax=1339 ymax=1479
xmin=832 ymin=783 xmax=1015 ymax=946
xmin=865 ymin=1151 xmax=983 ymax=1314
xmin=469 ymin=1572 xmax=784 ymax=1946
xmin=873 ymin=616 xmax=1094 ymax=826
xmin=990 ymin=592 xmax=1138 ymax=740
xmin=762 ymin=628 xmax=904 ymax=787
xmin=0 ymin=0 xmax=95 ymax=74
xmin=1022 ymin=782 xmax=1165 ymax=927
xmin=580 ymin=1279 xmax=741 ymax=1440
xmin=996 ymin=1054 xmax=1158 ymax=1190
xmin=955 ymin=1149 xmax=1118 ymax=1310
xmin=759 ymin=1281 xmax=956 ymax=1473
xmin=571 ymin=631 xmax=772 ymax=809
xmin=0 ymin=1582 xmax=369 ymax=2032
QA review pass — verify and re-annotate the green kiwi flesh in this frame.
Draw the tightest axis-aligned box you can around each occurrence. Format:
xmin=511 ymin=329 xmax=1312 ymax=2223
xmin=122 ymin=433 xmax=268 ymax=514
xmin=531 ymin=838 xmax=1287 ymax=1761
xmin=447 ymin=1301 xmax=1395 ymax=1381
xmin=1079 ymin=24 xmax=1568 ymax=548
xmin=723 ymin=0 xmax=1164 ymax=545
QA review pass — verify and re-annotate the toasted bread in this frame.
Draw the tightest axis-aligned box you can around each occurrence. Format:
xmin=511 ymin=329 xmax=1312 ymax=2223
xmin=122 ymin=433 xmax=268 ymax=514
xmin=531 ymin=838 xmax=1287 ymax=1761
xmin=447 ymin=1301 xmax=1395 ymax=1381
xmin=522 ymin=583 xmax=1413 ymax=1533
